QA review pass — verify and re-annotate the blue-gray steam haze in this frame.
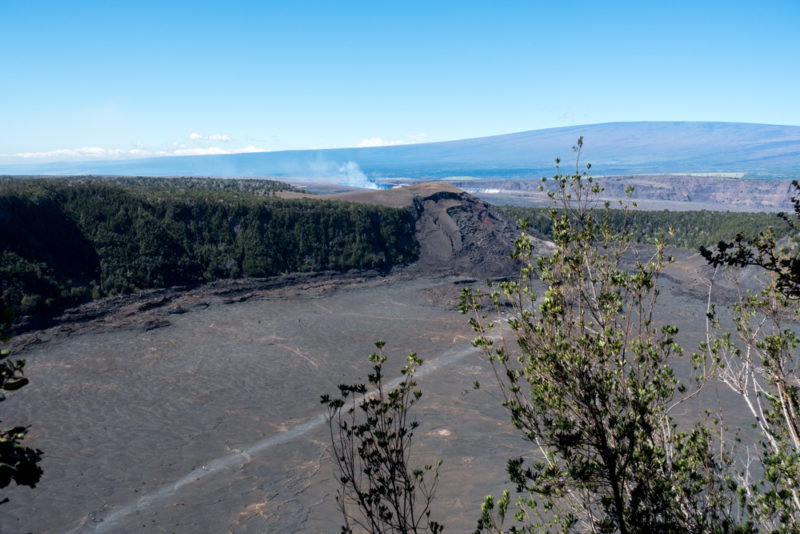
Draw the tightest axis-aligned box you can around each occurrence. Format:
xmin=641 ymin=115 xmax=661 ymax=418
xmin=0 ymin=153 xmax=379 ymax=188
xmin=276 ymin=157 xmax=378 ymax=189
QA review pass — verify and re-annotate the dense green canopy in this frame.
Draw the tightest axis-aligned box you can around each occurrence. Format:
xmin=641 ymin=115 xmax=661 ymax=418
xmin=500 ymin=204 xmax=794 ymax=250
xmin=0 ymin=177 xmax=418 ymax=317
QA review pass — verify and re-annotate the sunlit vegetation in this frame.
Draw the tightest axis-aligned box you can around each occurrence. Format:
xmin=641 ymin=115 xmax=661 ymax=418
xmin=499 ymin=204 xmax=794 ymax=250
xmin=0 ymin=177 xmax=418 ymax=317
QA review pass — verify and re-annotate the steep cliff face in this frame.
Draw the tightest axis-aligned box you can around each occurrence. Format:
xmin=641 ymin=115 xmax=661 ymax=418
xmin=454 ymin=175 xmax=798 ymax=211
xmin=591 ymin=176 xmax=797 ymax=209
xmin=409 ymin=188 xmax=515 ymax=276
xmin=332 ymin=182 xmax=549 ymax=277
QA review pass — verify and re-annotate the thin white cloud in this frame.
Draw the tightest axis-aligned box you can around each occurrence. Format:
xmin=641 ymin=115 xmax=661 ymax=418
xmin=0 ymin=144 xmax=269 ymax=163
xmin=171 ymin=145 xmax=266 ymax=156
xmin=172 ymin=146 xmax=233 ymax=156
xmin=358 ymin=137 xmax=408 ymax=148
xmin=190 ymin=133 xmax=232 ymax=142
xmin=357 ymin=134 xmax=428 ymax=148
xmin=8 ymin=147 xmax=141 ymax=159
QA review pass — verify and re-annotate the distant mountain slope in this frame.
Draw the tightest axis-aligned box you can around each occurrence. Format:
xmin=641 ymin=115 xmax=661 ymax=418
xmin=3 ymin=122 xmax=800 ymax=180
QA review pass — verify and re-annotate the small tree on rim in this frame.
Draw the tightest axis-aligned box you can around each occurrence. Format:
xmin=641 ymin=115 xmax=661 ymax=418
xmin=321 ymin=341 xmax=443 ymax=534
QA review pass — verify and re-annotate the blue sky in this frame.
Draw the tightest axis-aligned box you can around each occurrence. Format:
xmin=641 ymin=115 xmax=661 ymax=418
xmin=1 ymin=1 xmax=798 ymax=164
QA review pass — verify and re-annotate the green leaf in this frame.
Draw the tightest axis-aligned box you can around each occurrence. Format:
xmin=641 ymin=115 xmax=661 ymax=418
xmin=3 ymin=377 xmax=29 ymax=391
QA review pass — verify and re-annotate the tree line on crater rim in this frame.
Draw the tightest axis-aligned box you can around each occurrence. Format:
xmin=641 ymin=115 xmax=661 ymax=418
xmin=0 ymin=176 xmax=418 ymax=318
xmin=1 ymin=174 xmax=793 ymax=322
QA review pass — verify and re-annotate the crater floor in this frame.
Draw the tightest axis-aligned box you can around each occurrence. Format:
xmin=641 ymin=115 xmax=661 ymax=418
xmin=2 ymin=262 xmax=749 ymax=533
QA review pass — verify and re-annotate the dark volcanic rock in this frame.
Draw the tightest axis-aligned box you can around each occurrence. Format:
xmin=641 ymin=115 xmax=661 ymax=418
xmin=6 ymin=270 xmax=390 ymax=350
xmin=333 ymin=182 xmax=545 ymax=277
xmin=408 ymin=185 xmax=518 ymax=276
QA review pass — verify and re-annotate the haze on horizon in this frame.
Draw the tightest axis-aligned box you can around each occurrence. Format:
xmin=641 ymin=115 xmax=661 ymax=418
xmin=1 ymin=1 xmax=798 ymax=165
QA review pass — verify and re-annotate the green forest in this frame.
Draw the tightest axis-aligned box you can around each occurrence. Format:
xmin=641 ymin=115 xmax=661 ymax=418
xmin=4 ymin=175 xmax=795 ymax=322
xmin=0 ymin=177 xmax=418 ymax=317
xmin=499 ymin=204 xmax=794 ymax=249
